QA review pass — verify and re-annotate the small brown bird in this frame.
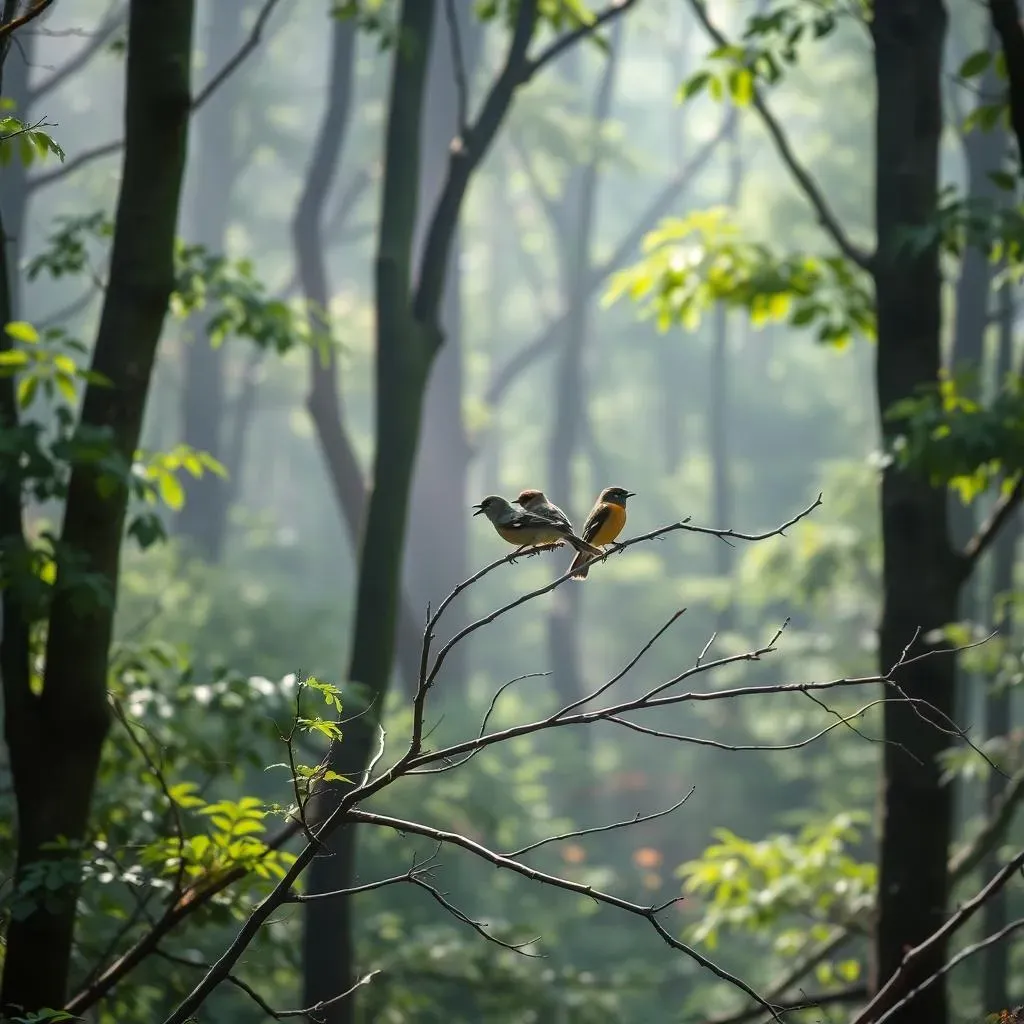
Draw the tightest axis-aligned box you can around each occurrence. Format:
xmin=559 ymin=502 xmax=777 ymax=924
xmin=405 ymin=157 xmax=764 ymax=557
xmin=569 ymin=486 xmax=635 ymax=580
xmin=473 ymin=495 xmax=601 ymax=559
xmin=514 ymin=489 xmax=574 ymax=533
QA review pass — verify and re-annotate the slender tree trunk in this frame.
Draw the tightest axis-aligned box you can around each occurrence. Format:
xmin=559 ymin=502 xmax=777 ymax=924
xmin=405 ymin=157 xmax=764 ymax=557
xmin=0 ymin=14 xmax=31 ymax=321
xmin=546 ymin=32 xmax=622 ymax=711
xmin=708 ymin=120 xmax=741 ymax=629
xmin=0 ymin=4 xmax=194 ymax=1015
xmin=296 ymin=18 xmax=423 ymax=698
xmin=981 ymin=283 xmax=1018 ymax=1014
xmin=871 ymin=5 xmax=957 ymax=1023
xmin=175 ymin=2 xmax=246 ymax=562
xmin=948 ymin=67 xmax=1005 ymax=838
xmin=405 ymin=4 xmax=482 ymax=693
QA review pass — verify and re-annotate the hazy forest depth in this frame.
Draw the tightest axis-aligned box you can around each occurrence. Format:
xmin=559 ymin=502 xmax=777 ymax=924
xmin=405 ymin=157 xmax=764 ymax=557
xmin=3 ymin=2 xmax=1024 ymax=1023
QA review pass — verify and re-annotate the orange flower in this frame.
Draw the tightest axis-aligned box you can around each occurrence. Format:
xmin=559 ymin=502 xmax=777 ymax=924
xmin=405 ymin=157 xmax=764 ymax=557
xmin=632 ymin=846 xmax=663 ymax=869
xmin=561 ymin=843 xmax=587 ymax=864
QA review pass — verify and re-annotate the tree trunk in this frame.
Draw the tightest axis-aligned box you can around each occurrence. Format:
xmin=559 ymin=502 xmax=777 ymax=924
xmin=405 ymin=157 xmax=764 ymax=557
xmin=708 ymin=119 xmax=741 ymax=630
xmin=1 ymin=2 xmax=194 ymax=1016
xmin=0 ymin=13 xmax=31 ymax=321
xmin=405 ymin=3 xmax=482 ymax=694
xmin=981 ymin=283 xmax=1018 ymax=1014
xmin=175 ymin=1 xmax=247 ymax=562
xmin=546 ymin=31 xmax=622 ymax=711
xmin=296 ymin=17 xmax=423 ymax=698
xmin=871 ymin=4 xmax=956 ymax=1023
xmin=301 ymin=6 xmax=436 ymax=1021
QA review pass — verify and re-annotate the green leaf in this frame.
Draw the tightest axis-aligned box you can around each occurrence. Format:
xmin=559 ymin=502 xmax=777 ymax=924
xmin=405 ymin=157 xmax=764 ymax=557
xmin=988 ymin=169 xmax=1018 ymax=192
xmin=958 ymin=49 xmax=992 ymax=79
xmin=679 ymin=71 xmax=711 ymax=101
xmin=17 ymin=374 xmax=38 ymax=409
xmin=5 ymin=320 xmax=39 ymax=343
xmin=157 ymin=470 xmax=185 ymax=511
xmin=0 ymin=349 xmax=29 ymax=367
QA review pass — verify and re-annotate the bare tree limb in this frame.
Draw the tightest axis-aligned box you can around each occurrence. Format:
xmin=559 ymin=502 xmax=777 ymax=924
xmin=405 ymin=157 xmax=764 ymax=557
xmin=873 ymin=916 xmax=1024 ymax=1024
xmin=850 ymin=848 xmax=1024 ymax=1024
xmin=507 ymin=788 xmax=695 ymax=858
xmin=28 ymin=2 xmax=125 ymax=103
xmin=697 ymin=985 xmax=868 ymax=1024
xmin=949 ymin=762 xmax=1024 ymax=882
xmin=349 ymin=806 xmax=783 ymax=1020
xmin=959 ymin=475 xmax=1024 ymax=578
xmin=444 ymin=0 xmax=468 ymax=133
xmin=158 ymin=949 xmax=379 ymax=1022
xmin=0 ymin=0 xmax=53 ymax=44
xmin=26 ymin=0 xmax=284 ymax=194
xmin=684 ymin=0 xmax=873 ymax=270
xmin=484 ymin=111 xmax=733 ymax=407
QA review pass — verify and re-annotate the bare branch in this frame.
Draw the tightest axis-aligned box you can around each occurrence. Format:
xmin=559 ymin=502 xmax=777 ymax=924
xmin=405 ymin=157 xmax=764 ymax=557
xmin=850 ymin=847 xmax=1024 ymax=1024
xmin=192 ymin=0 xmax=283 ymax=110
xmin=609 ymin=697 xmax=902 ymax=755
xmin=685 ymin=0 xmax=873 ymax=270
xmin=527 ymin=0 xmax=639 ymax=76
xmin=485 ymin=111 xmax=733 ymax=408
xmin=348 ymin=806 xmax=784 ymax=1022
xmin=959 ymin=475 xmax=1024 ymax=578
xmin=697 ymin=985 xmax=868 ymax=1024
xmin=444 ymin=0 xmax=468 ymax=133
xmin=109 ymin=697 xmax=189 ymax=900
xmin=949 ymin=762 xmax=1024 ymax=882
xmin=507 ymin=788 xmax=695 ymax=858
xmin=873 ymin=916 xmax=1024 ymax=1024
xmin=26 ymin=0 xmax=285 ymax=194
xmin=158 ymin=948 xmax=379 ymax=1022
xmin=409 ymin=874 xmax=543 ymax=956
xmin=0 ymin=0 xmax=53 ymax=44
xmin=28 ymin=2 xmax=125 ymax=103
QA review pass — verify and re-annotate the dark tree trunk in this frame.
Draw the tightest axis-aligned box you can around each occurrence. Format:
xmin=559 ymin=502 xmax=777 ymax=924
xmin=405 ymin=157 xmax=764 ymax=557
xmin=175 ymin=2 xmax=247 ymax=562
xmin=297 ymin=18 xmax=423 ymax=700
xmin=871 ymin=4 xmax=956 ymax=1023
xmin=0 ymin=3 xmax=194 ymax=1015
xmin=0 ymin=14 xmax=31 ymax=321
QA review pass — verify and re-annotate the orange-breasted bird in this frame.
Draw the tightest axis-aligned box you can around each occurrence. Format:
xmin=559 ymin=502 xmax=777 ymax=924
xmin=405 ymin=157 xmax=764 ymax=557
xmin=474 ymin=495 xmax=600 ymax=559
xmin=568 ymin=486 xmax=635 ymax=580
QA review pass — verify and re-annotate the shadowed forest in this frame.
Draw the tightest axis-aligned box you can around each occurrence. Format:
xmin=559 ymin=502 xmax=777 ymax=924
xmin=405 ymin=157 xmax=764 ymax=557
xmin=3 ymin=1 xmax=1024 ymax=1022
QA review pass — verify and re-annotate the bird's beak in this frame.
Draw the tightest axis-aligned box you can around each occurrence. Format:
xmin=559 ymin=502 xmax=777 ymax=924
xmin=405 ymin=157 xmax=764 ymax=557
xmin=472 ymin=504 xmax=485 ymax=516
xmin=626 ymin=491 xmax=637 ymax=498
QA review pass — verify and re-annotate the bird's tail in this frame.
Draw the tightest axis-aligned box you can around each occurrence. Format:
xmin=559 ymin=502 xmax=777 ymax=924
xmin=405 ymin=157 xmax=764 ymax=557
xmin=568 ymin=538 xmax=600 ymax=580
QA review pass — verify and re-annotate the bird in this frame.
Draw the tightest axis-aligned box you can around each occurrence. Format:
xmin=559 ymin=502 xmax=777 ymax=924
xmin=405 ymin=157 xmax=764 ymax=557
xmin=513 ymin=488 xmax=573 ymax=532
xmin=568 ymin=486 xmax=636 ymax=580
xmin=473 ymin=495 xmax=601 ymax=559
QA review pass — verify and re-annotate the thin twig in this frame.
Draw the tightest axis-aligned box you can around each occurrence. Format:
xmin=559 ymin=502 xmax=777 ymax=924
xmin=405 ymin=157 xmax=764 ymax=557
xmin=873 ymin=916 xmax=1024 ymax=1024
xmin=507 ymin=789 xmax=695 ymax=858
xmin=444 ymin=0 xmax=469 ymax=133
xmin=685 ymin=0 xmax=873 ymax=270
xmin=959 ymin=475 xmax=1024 ymax=577
xmin=850 ymin=847 xmax=1024 ymax=1024
xmin=26 ymin=0 xmax=284 ymax=193
xmin=0 ymin=0 xmax=53 ymax=43
xmin=349 ymin=806 xmax=784 ymax=1023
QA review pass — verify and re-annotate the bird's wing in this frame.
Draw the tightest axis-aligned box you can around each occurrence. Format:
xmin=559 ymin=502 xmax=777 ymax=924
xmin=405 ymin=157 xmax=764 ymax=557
xmin=517 ymin=509 xmax=568 ymax=532
xmin=581 ymin=503 xmax=612 ymax=545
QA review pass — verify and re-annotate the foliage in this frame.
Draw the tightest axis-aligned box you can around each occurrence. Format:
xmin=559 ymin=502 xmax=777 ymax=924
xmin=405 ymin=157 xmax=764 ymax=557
xmin=885 ymin=369 xmax=1024 ymax=502
xmin=606 ymin=208 xmax=875 ymax=346
xmin=0 ymin=99 xmax=65 ymax=167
